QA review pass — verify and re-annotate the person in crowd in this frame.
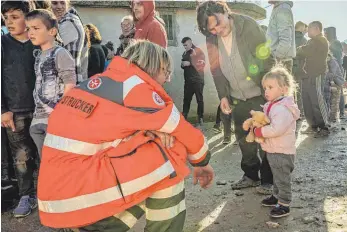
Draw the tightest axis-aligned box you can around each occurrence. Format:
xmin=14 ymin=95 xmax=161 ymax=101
xmin=343 ymin=41 xmax=347 ymax=79
xmin=32 ymin=0 xmax=51 ymax=9
xmin=324 ymin=27 xmax=343 ymax=68
xmin=293 ymin=21 xmax=308 ymax=118
xmin=85 ymin=24 xmax=106 ymax=78
xmin=254 ymin=66 xmax=299 ymax=218
xmin=26 ymin=9 xmax=76 ymax=158
xmin=196 ymin=1 xmax=275 ymax=193
xmin=324 ymin=27 xmax=345 ymax=119
xmin=116 ymin=15 xmax=135 ymax=56
xmin=51 ymin=0 xmax=88 ymax=83
xmin=297 ymin=21 xmax=329 ymax=137
xmin=267 ymin=1 xmax=296 ymax=73
xmin=294 ymin=21 xmax=308 ymax=48
xmin=323 ymin=53 xmax=344 ymax=128
xmin=37 ymin=40 xmax=214 ymax=231
xmin=103 ymin=41 xmax=115 ymax=70
xmin=1 ymin=0 xmax=38 ymax=218
xmin=181 ymin=37 xmax=206 ymax=127
xmin=343 ymin=41 xmax=347 ymax=117
xmin=131 ymin=0 xmax=167 ymax=48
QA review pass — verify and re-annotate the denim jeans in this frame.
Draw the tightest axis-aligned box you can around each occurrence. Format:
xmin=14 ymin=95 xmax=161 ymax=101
xmin=5 ymin=111 xmax=37 ymax=196
xmin=30 ymin=123 xmax=48 ymax=159
xmin=223 ymin=95 xmax=273 ymax=184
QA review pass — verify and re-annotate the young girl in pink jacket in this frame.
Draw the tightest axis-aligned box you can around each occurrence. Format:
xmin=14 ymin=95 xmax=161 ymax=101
xmin=254 ymin=65 xmax=300 ymax=218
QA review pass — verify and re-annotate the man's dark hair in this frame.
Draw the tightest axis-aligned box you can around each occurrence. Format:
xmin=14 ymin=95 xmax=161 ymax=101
xmin=310 ymin=21 xmax=323 ymax=32
xmin=196 ymin=1 xmax=231 ymax=37
xmin=25 ymin=9 xmax=57 ymax=30
xmin=1 ymin=0 xmax=35 ymax=15
xmin=181 ymin=37 xmax=192 ymax=44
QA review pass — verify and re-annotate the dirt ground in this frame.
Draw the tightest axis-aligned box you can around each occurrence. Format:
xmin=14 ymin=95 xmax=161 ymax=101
xmin=1 ymin=119 xmax=347 ymax=232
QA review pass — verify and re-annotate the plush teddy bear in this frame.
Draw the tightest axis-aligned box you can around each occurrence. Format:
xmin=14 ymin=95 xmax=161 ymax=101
xmin=242 ymin=110 xmax=270 ymax=143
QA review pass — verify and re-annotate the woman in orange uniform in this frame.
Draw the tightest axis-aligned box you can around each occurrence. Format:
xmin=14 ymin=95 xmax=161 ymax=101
xmin=37 ymin=40 xmax=214 ymax=232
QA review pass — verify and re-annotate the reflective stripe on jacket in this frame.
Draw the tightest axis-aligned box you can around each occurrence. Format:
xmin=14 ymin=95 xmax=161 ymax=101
xmin=38 ymin=57 xmax=210 ymax=228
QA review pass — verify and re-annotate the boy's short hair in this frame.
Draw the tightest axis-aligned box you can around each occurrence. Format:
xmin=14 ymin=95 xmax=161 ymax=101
xmin=309 ymin=21 xmax=323 ymax=32
xmin=25 ymin=9 xmax=58 ymax=30
xmin=181 ymin=37 xmax=191 ymax=44
xmin=196 ymin=1 xmax=231 ymax=37
xmin=1 ymin=0 xmax=35 ymax=15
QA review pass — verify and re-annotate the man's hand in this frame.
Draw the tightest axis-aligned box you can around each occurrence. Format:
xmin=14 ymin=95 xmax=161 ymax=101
xmin=1 ymin=111 xmax=15 ymax=132
xmin=193 ymin=164 xmax=214 ymax=189
xmin=220 ymin=97 xmax=232 ymax=114
xmin=182 ymin=61 xmax=191 ymax=67
xmin=145 ymin=130 xmax=175 ymax=148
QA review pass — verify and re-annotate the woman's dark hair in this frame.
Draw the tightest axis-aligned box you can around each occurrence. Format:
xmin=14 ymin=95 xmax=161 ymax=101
xmin=85 ymin=23 xmax=102 ymax=44
xmin=33 ymin=0 xmax=51 ymax=10
xmin=1 ymin=0 xmax=36 ymax=15
xmin=196 ymin=1 xmax=231 ymax=37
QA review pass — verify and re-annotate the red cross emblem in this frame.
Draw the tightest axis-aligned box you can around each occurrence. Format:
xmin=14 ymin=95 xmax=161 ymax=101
xmin=87 ymin=78 xmax=102 ymax=90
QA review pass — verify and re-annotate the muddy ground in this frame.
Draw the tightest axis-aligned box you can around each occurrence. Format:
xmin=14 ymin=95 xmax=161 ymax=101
xmin=1 ymin=119 xmax=347 ymax=232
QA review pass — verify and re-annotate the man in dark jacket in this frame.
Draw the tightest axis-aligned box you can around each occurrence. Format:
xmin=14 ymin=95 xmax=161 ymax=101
xmin=181 ymin=37 xmax=205 ymax=126
xmin=293 ymin=21 xmax=308 ymax=118
xmin=197 ymin=1 xmax=275 ymax=191
xmin=297 ymin=21 xmax=329 ymax=136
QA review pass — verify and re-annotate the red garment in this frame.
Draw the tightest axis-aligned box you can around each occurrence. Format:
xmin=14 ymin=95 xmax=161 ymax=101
xmin=132 ymin=0 xmax=168 ymax=48
xmin=254 ymin=99 xmax=280 ymax=137
xmin=37 ymin=57 xmax=210 ymax=228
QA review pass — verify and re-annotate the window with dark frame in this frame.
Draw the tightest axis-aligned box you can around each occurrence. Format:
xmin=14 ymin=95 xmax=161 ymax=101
xmin=160 ymin=11 xmax=177 ymax=46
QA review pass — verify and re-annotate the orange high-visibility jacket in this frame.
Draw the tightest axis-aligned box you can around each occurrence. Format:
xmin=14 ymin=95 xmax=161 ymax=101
xmin=38 ymin=57 xmax=211 ymax=228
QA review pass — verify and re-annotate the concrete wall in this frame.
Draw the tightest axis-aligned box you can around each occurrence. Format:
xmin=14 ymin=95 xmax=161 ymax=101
xmin=76 ymin=7 xmax=219 ymax=119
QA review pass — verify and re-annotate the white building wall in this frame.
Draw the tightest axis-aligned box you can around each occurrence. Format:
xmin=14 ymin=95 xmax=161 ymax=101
xmin=76 ymin=7 xmax=220 ymax=119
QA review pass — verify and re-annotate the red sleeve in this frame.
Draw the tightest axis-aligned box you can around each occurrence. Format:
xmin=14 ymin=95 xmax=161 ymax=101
xmin=191 ymin=47 xmax=206 ymax=73
xmin=147 ymin=22 xmax=168 ymax=49
xmin=254 ymin=128 xmax=263 ymax=137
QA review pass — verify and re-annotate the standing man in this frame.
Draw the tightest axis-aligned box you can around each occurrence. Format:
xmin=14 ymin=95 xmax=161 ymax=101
xmin=324 ymin=27 xmax=345 ymax=119
xmin=293 ymin=21 xmax=308 ymax=118
xmin=197 ymin=1 xmax=275 ymax=192
xmin=267 ymin=1 xmax=296 ymax=73
xmin=181 ymin=37 xmax=206 ymax=126
xmin=297 ymin=21 xmax=329 ymax=136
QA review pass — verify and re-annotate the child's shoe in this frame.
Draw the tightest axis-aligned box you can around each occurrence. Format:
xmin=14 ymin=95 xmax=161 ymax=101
xmin=270 ymin=204 xmax=290 ymax=218
xmin=261 ymin=195 xmax=278 ymax=207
